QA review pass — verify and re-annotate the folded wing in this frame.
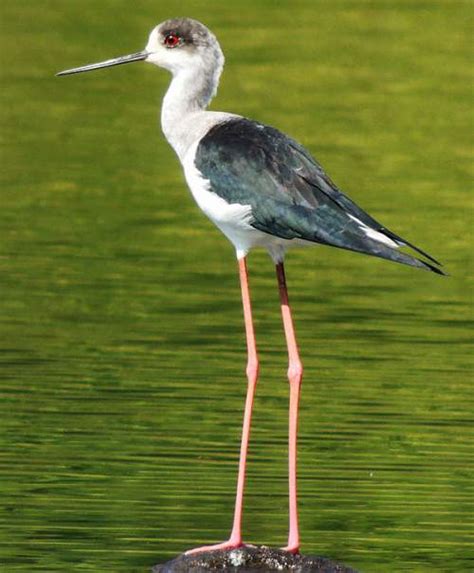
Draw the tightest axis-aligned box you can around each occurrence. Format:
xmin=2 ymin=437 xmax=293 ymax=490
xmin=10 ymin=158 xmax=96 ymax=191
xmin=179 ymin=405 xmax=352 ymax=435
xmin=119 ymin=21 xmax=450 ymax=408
xmin=195 ymin=118 xmax=444 ymax=274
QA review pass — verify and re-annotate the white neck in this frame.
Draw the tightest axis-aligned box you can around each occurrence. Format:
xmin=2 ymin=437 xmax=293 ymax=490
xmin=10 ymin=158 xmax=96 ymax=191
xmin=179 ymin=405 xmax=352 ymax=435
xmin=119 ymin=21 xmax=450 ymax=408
xmin=161 ymin=55 xmax=223 ymax=157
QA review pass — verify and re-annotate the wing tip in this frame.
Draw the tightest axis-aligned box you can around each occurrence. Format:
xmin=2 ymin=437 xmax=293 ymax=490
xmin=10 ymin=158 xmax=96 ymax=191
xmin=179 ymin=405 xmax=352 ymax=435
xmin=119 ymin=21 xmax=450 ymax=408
xmin=381 ymin=229 xmax=442 ymax=267
xmin=420 ymin=259 xmax=447 ymax=276
xmin=405 ymin=243 xmax=443 ymax=267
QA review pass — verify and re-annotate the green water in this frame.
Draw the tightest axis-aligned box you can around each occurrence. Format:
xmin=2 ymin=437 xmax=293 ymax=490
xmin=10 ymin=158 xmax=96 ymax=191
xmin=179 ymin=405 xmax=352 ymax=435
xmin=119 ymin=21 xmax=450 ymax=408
xmin=1 ymin=1 xmax=472 ymax=572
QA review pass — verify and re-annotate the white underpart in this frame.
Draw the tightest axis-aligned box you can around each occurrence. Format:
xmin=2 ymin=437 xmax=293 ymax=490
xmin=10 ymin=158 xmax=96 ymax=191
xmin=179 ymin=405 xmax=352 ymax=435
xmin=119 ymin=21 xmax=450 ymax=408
xmin=347 ymin=214 xmax=399 ymax=248
xmin=148 ymin=28 xmax=297 ymax=263
xmin=182 ymin=140 xmax=293 ymax=262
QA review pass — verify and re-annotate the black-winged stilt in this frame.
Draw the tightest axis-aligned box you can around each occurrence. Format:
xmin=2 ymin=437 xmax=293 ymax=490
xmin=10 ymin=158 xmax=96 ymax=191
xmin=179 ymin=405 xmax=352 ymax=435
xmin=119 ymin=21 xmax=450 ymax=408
xmin=57 ymin=17 xmax=444 ymax=556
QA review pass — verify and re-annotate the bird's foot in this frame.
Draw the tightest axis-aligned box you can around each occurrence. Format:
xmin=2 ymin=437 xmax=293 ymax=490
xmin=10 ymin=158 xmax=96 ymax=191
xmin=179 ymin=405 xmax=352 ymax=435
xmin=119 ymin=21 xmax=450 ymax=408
xmin=185 ymin=537 xmax=246 ymax=555
xmin=281 ymin=544 xmax=300 ymax=554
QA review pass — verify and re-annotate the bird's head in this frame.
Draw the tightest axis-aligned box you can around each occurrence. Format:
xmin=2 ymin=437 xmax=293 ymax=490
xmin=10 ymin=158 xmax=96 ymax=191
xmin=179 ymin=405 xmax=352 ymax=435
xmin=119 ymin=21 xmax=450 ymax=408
xmin=146 ymin=18 xmax=223 ymax=75
xmin=56 ymin=17 xmax=224 ymax=79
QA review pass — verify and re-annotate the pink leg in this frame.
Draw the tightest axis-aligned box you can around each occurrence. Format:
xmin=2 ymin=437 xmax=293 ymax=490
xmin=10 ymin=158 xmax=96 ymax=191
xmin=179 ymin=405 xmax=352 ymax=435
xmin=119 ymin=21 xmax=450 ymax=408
xmin=276 ymin=262 xmax=303 ymax=554
xmin=186 ymin=256 xmax=259 ymax=554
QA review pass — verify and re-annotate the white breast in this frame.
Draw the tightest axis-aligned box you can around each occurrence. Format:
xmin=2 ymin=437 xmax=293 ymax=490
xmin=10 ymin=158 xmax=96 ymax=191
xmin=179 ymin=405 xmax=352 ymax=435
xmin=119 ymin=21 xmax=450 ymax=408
xmin=182 ymin=140 xmax=267 ymax=258
xmin=177 ymin=123 xmax=299 ymax=263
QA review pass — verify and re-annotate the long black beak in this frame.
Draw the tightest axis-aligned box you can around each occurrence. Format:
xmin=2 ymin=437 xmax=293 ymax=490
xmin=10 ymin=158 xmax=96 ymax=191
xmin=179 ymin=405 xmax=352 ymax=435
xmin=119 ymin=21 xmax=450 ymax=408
xmin=56 ymin=50 xmax=148 ymax=76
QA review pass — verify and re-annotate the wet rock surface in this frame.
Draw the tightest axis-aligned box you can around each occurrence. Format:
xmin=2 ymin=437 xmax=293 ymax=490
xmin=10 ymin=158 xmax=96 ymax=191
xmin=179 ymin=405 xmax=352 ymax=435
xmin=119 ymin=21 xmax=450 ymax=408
xmin=152 ymin=545 xmax=358 ymax=572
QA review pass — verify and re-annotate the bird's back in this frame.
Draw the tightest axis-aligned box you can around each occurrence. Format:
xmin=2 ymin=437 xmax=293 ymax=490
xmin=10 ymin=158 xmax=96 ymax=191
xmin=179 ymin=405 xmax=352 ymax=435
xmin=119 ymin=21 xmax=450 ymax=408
xmin=194 ymin=118 xmax=443 ymax=274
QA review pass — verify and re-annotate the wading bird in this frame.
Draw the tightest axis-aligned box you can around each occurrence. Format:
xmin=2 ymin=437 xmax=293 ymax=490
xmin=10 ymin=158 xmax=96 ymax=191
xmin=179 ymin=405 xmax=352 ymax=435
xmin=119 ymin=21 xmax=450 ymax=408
xmin=57 ymin=17 xmax=443 ymax=555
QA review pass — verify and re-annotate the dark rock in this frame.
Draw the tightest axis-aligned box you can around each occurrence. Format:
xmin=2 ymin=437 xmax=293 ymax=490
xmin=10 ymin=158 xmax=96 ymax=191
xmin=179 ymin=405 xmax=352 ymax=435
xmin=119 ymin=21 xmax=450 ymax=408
xmin=152 ymin=545 xmax=358 ymax=572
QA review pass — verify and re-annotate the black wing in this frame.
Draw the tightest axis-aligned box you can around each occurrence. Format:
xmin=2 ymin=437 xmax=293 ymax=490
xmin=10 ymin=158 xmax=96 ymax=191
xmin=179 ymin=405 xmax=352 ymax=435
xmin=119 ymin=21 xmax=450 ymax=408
xmin=195 ymin=118 xmax=443 ymax=274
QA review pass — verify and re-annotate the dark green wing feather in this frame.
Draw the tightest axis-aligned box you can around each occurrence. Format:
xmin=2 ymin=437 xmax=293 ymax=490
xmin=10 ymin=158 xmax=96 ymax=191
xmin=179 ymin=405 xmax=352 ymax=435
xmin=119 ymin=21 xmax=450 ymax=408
xmin=195 ymin=118 xmax=443 ymax=274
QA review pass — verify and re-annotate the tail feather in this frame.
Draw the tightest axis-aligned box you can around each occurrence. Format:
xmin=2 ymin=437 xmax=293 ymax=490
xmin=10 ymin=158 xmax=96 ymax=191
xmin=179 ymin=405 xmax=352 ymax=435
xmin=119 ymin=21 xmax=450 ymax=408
xmin=250 ymin=199 xmax=445 ymax=275
xmin=312 ymin=233 xmax=447 ymax=275
xmin=314 ymin=227 xmax=446 ymax=275
xmin=375 ymin=246 xmax=446 ymax=275
xmin=295 ymin=206 xmax=446 ymax=275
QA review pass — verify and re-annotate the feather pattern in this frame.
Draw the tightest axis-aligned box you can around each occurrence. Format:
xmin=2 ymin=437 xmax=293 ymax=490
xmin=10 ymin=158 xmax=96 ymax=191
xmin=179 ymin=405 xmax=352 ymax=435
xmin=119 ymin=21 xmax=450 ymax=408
xmin=195 ymin=118 xmax=444 ymax=274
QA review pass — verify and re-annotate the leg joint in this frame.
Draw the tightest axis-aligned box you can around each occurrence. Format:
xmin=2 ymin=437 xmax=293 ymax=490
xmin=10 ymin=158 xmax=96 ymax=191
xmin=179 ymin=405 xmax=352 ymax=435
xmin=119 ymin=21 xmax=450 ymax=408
xmin=288 ymin=360 xmax=303 ymax=385
xmin=246 ymin=358 xmax=259 ymax=383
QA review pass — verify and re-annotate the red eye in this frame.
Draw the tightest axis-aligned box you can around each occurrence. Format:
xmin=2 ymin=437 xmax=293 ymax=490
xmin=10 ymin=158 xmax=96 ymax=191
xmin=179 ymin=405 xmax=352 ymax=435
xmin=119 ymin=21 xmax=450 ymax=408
xmin=164 ymin=33 xmax=180 ymax=48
